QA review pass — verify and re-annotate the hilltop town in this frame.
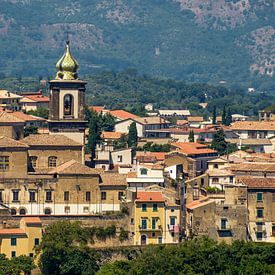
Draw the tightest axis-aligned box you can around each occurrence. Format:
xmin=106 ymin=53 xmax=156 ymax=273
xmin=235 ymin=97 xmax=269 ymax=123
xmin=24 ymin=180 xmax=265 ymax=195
xmin=0 ymin=41 xmax=274 ymax=273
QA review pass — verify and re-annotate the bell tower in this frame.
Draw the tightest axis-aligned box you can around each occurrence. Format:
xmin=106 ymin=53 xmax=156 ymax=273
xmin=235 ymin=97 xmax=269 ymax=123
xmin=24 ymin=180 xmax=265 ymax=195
xmin=48 ymin=41 xmax=87 ymax=144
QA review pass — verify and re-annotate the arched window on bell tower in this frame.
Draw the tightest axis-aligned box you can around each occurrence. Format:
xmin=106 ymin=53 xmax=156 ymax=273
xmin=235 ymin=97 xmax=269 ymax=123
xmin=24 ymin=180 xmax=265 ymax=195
xmin=64 ymin=94 xmax=74 ymax=117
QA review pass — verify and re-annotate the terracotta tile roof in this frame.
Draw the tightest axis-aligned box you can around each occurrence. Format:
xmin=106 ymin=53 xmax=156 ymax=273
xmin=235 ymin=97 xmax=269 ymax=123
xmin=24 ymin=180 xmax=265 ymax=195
xmin=240 ymin=177 xmax=275 ymax=189
xmin=227 ymin=138 xmax=272 ymax=146
xmin=101 ymin=131 xmax=123 ymax=140
xmin=0 ymin=111 xmax=25 ymax=123
xmin=136 ymin=191 xmax=165 ymax=202
xmin=22 ymin=94 xmax=49 ymax=102
xmin=141 ymin=163 xmax=163 ymax=170
xmin=133 ymin=116 xmax=169 ymax=125
xmin=89 ymin=106 xmax=105 ymax=113
xmin=229 ymin=162 xmax=275 ymax=172
xmin=208 ymin=157 xmax=228 ymax=163
xmin=10 ymin=112 xmax=46 ymax=122
xmin=22 ymin=217 xmax=42 ymax=224
xmin=100 ymin=173 xmax=127 ymax=186
xmin=207 ymin=169 xmax=234 ymax=177
xmin=176 ymin=119 xmax=188 ymax=126
xmin=0 ymin=228 xmax=26 ymax=235
xmin=164 ymin=155 xmax=184 ymax=167
xmin=186 ymin=198 xmax=214 ymax=210
xmin=187 ymin=116 xmax=204 ymax=122
xmin=231 ymin=121 xmax=275 ymax=131
xmin=127 ymin=172 xmax=137 ymax=178
xmin=110 ymin=110 xmax=138 ymax=120
xmin=171 ymin=142 xmax=217 ymax=155
xmin=22 ymin=134 xmax=82 ymax=147
xmin=0 ymin=136 xmax=29 ymax=148
xmin=170 ymin=127 xmax=216 ymax=134
xmin=136 ymin=151 xmax=166 ymax=162
xmin=49 ymin=160 xmax=100 ymax=175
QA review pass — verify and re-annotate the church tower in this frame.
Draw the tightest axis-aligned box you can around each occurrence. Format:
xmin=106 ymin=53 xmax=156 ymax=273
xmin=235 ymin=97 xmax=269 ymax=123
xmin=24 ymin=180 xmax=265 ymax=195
xmin=48 ymin=41 xmax=87 ymax=144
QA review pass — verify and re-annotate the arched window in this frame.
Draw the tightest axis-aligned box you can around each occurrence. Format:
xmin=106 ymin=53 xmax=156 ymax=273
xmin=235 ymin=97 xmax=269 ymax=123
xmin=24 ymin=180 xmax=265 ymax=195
xmin=48 ymin=156 xmax=57 ymax=168
xmin=140 ymin=168 xmax=148 ymax=175
xmin=64 ymin=94 xmax=73 ymax=116
xmin=44 ymin=208 xmax=52 ymax=215
xmin=19 ymin=208 xmax=26 ymax=215
xmin=30 ymin=156 xmax=38 ymax=169
xmin=10 ymin=208 xmax=17 ymax=215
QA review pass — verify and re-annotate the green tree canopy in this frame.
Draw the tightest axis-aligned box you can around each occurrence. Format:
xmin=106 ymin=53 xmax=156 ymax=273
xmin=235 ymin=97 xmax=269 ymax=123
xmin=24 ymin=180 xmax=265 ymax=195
xmin=127 ymin=122 xmax=138 ymax=148
xmin=188 ymin=130 xmax=195 ymax=142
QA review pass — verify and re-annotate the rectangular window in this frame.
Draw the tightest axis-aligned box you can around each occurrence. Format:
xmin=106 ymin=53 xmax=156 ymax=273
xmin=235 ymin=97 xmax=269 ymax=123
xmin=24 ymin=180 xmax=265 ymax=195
xmin=0 ymin=190 xmax=3 ymax=202
xmin=101 ymin=191 xmax=106 ymax=201
xmin=29 ymin=190 xmax=36 ymax=202
xmin=0 ymin=156 xmax=9 ymax=171
xmin=11 ymin=238 xmax=17 ymax=246
xmin=29 ymin=253 xmax=34 ymax=258
xmin=153 ymin=203 xmax=158 ymax=212
xmin=170 ymin=217 xmax=176 ymax=226
xmin=272 ymin=225 xmax=275 ymax=236
xmin=83 ymin=207 xmax=89 ymax=213
xmin=257 ymin=208 xmax=264 ymax=218
xmin=272 ymin=193 xmax=275 ymax=202
xmin=117 ymin=155 xmax=123 ymax=162
xmin=30 ymin=156 xmax=37 ymax=168
xmin=118 ymin=192 xmax=124 ymax=200
xmin=158 ymin=237 xmax=162 ymax=244
xmin=229 ymin=176 xmax=234 ymax=183
xmin=45 ymin=190 xmax=52 ymax=202
xmin=152 ymin=218 xmax=157 ymax=229
xmin=257 ymin=192 xmax=263 ymax=202
xmin=11 ymin=251 xmax=16 ymax=258
xmin=12 ymin=190 xmax=19 ymax=202
xmin=256 ymin=232 xmax=263 ymax=240
xmin=34 ymin=238 xmax=39 ymax=246
xmin=86 ymin=191 xmax=91 ymax=202
xmin=64 ymin=191 xmax=69 ymax=201
xmin=142 ymin=204 xmax=147 ymax=212
xmin=221 ymin=218 xmax=227 ymax=229
xmin=141 ymin=219 xmax=147 ymax=229
xmin=64 ymin=206 xmax=70 ymax=213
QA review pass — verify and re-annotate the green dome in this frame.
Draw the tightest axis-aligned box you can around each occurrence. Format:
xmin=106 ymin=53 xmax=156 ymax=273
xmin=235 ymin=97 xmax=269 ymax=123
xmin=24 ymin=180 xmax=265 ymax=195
xmin=55 ymin=41 xmax=79 ymax=80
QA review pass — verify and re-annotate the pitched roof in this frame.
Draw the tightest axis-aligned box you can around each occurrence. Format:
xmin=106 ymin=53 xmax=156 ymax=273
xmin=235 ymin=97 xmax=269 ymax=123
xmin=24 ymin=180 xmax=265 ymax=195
xmin=89 ymin=106 xmax=105 ymax=113
xmin=49 ymin=160 xmax=100 ymax=175
xmin=0 ymin=136 xmax=29 ymax=148
xmin=164 ymin=155 xmax=184 ymax=167
xmin=22 ymin=94 xmax=49 ymax=103
xmin=10 ymin=112 xmax=46 ymax=122
xmin=100 ymin=173 xmax=127 ymax=186
xmin=136 ymin=151 xmax=166 ymax=162
xmin=127 ymin=172 xmax=137 ymax=178
xmin=186 ymin=198 xmax=214 ymax=210
xmin=207 ymin=169 xmax=234 ymax=177
xmin=187 ymin=116 xmax=204 ymax=122
xmin=158 ymin=110 xmax=190 ymax=116
xmin=240 ymin=177 xmax=275 ymax=189
xmin=176 ymin=119 xmax=188 ymax=126
xmin=227 ymin=138 xmax=272 ymax=146
xmin=229 ymin=162 xmax=275 ymax=172
xmin=0 ymin=90 xmax=22 ymax=99
xmin=22 ymin=134 xmax=81 ymax=147
xmin=136 ymin=191 xmax=165 ymax=202
xmin=0 ymin=112 xmax=25 ymax=123
xmin=208 ymin=157 xmax=228 ymax=163
xmin=101 ymin=131 xmax=123 ymax=140
xmin=22 ymin=217 xmax=42 ymax=224
xmin=0 ymin=228 xmax=26 ymax=235
xmin=231 ymin=121 xmax=275 ymax=131
xmin=109 ymin=110 xmax=138 ymax=120
xmin=171 ymin=142 xmax=217 ymax=155
xmin=133 ymin=116 xmax=169 ymax=125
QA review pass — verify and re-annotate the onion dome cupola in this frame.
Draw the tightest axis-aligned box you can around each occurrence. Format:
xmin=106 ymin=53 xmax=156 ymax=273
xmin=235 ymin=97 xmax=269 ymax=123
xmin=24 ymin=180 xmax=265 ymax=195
xmin=55 ymin=41 xmax=79 ymax=80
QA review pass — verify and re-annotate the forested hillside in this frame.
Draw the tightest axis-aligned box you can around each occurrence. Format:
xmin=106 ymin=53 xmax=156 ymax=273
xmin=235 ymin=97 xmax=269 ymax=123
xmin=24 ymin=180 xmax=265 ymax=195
xmin=0 ymin=0 xmax=274 ymax=90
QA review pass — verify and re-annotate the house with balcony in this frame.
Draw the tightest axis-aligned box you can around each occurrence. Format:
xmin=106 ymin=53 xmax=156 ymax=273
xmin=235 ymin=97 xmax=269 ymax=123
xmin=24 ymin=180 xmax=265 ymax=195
xmin=0 ymin=90 xmax=22 ymax=111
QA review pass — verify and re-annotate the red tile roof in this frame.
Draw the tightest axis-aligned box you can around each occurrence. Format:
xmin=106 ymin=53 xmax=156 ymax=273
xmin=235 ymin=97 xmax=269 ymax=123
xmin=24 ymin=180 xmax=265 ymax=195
xmin=10 ymin=112 xmax=46 ymax=122
xmin=136 ymin=191 xmax=165 ymax=202
xmin=136 ymin=151 xmax=166 ymax=162
xmin=24 ymin=94 xmax=49 ymax=102
xmin=240 ymin=177 xmax=275 ymax=189
xmin=101 ymin=131 xmax=123 ymax=140
xmin=186 ymin=198 xmax=214 ymax=210
xmin=109 ymin=110 xmax=138 ymax=120
xmin=171 ymin=142 xmax=217 ymax=155
xmin=22 ymin=217 xmax=42 ymax=224
xmin=0 ymin=228 xmax=26 ymax=235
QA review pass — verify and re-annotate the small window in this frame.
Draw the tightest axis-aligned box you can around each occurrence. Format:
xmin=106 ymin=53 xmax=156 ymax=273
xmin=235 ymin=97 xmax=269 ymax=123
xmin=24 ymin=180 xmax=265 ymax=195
xmin=29 ymin=253 xmax=34 ymax=258
xmin=212 ymin=178 xmax=219 ymax=183
xmin=153 ymin=203 xmax=158 ymax=212
xmin=64 ymin=206 xmax=70 ymax=213
xmin=141 ymin=219 xmax=147 ymax=229
xmin=170 ymin=217 xmax=176 ymax=226
xmin=152 ymin=232 xmax=156 ymax=237
xmin=118 ymin=191 xmax=124 ymax=200
xmin=30 ymin=156 xmax=37 ymax=168
xmin=221 ymin=218 xmax=227 ymax=229
xmin=83 ymin=207 xmax=89 ymax=213
xmin=29 ymin=190 xmax=36 ymax=202
xmin=257 ymin=208 xmax=264 ymax=218
xmin=11 ymin=238 xmax=17 ymax=246
xmin=142 ymin=204 xmax=147 ymax=212
xmin=257 ymin=192 xmax=263 ymax=202
xmin=48 ymin=156 xmax=57 ymax=168
xmin=12 ymin=190 xmax=19 ymax=202
xmin=11 ymin=251 xmax=16 ymax=258
xmin=19 ymin=208 xmax=26 ymax=215
xmin=64 ymin=191 xmax=69 ymax=201
xmin=117 ymin=155 xmax=123 ymax=162
xmin=229 ymin=176 xmax=234 ymax=183
xmin=45 ymin=190 xmax=52 ymax=202
xmin=86 ymin=191 xmax=91 ymax=202
xmin=171 ymin=209 xmax=174 ymax=212
xmin=0 ymin=190 xmax=3 ymax=202
xmin=158 ymin=236 xmax=162 ymax=244
xmin=256 ymin=232 xmax=263 ymax=240
xmin=101 ymin=191 xmax=107 ymax=201
xmin=34 ymin=238 xmax=39 ymax=246
xmin=272 ymin=193 xmax=275 ymax=202
xmin=213 ymin=164 xmax=218 ymax=169
xmin=44 ymin=208 xmax=52 ymax=215
xmin=10 ymin=208 xmax=16 ymax=215
xmin=152 ymin=218 xmax=157 ymax=229
xmin=0 ymin=156 xmax=9 ymax=171
xmin=140 ymin=168 xmax=148 ymax=175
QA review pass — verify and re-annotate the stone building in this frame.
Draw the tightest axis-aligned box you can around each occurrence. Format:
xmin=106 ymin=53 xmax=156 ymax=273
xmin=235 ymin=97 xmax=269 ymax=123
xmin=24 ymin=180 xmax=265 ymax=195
xmin=0 ymin=112 xmax=24 ymax=140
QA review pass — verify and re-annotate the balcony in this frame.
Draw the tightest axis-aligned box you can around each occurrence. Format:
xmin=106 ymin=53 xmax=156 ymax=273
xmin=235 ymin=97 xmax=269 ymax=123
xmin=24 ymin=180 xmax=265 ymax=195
xmin=139 ymin=225 xmax=162 ymax=231
xmin=217 ymin=225 xmax=232 ymax=231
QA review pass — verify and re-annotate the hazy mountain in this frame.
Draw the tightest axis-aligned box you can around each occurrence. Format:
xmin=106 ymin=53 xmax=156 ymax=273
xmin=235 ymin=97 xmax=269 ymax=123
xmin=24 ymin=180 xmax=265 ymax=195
xmin=0 ymin=0 xmax=274 ymax=87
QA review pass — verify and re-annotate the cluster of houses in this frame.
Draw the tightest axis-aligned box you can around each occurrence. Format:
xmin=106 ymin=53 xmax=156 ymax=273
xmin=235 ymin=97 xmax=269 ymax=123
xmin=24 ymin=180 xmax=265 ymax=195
xmin=0 ymin=41 xmax=275 ymax=259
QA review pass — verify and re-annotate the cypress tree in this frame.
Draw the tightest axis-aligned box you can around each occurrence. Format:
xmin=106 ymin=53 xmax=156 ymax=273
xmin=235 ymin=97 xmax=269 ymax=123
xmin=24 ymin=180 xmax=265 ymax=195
xmin=212 ymin=106 xmax=217 ymax=124
xmin=87 ymin=113 xmax=101 ymax=161
xmin=188 ymin=130 xmax=195 ymax=142
xmin=225 ymin=108 xmax=232 ymax=126
xmin=128 ymin=122 xmax=138 ymax=148
xmin=222 ymin=106 xmax=226 ymax=125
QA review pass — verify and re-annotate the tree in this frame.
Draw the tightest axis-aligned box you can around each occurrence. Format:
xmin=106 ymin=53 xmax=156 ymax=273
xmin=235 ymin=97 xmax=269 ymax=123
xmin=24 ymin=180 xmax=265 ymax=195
xmin=11 ymin=255 xmax=35 ymax=275
xmin=222 ymin=106 xmax=226 ymax=125
xmin=101 ymin=113 xmax=116 ymax=132
xmin=24 ymin=126 xmax=38 ymax=137
xmin=212 ymin=105 xmax=217 ymax=124
xmin=113 ymin=134 xmax=128 ymax=150
xmin=87 ymin=111 xmax=101 ymax=161
xmin=211 ymin=129 xmax=237 ymax=155
xmin=127 ymin=122 xmax=138 ymax=148
xmin=188 ymin=130 xmax=195 ymax=142
xmin=225 ymin=108 xmax=232 ymax=126
xmin=26 ymin=107 xmax=49 ymax=119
